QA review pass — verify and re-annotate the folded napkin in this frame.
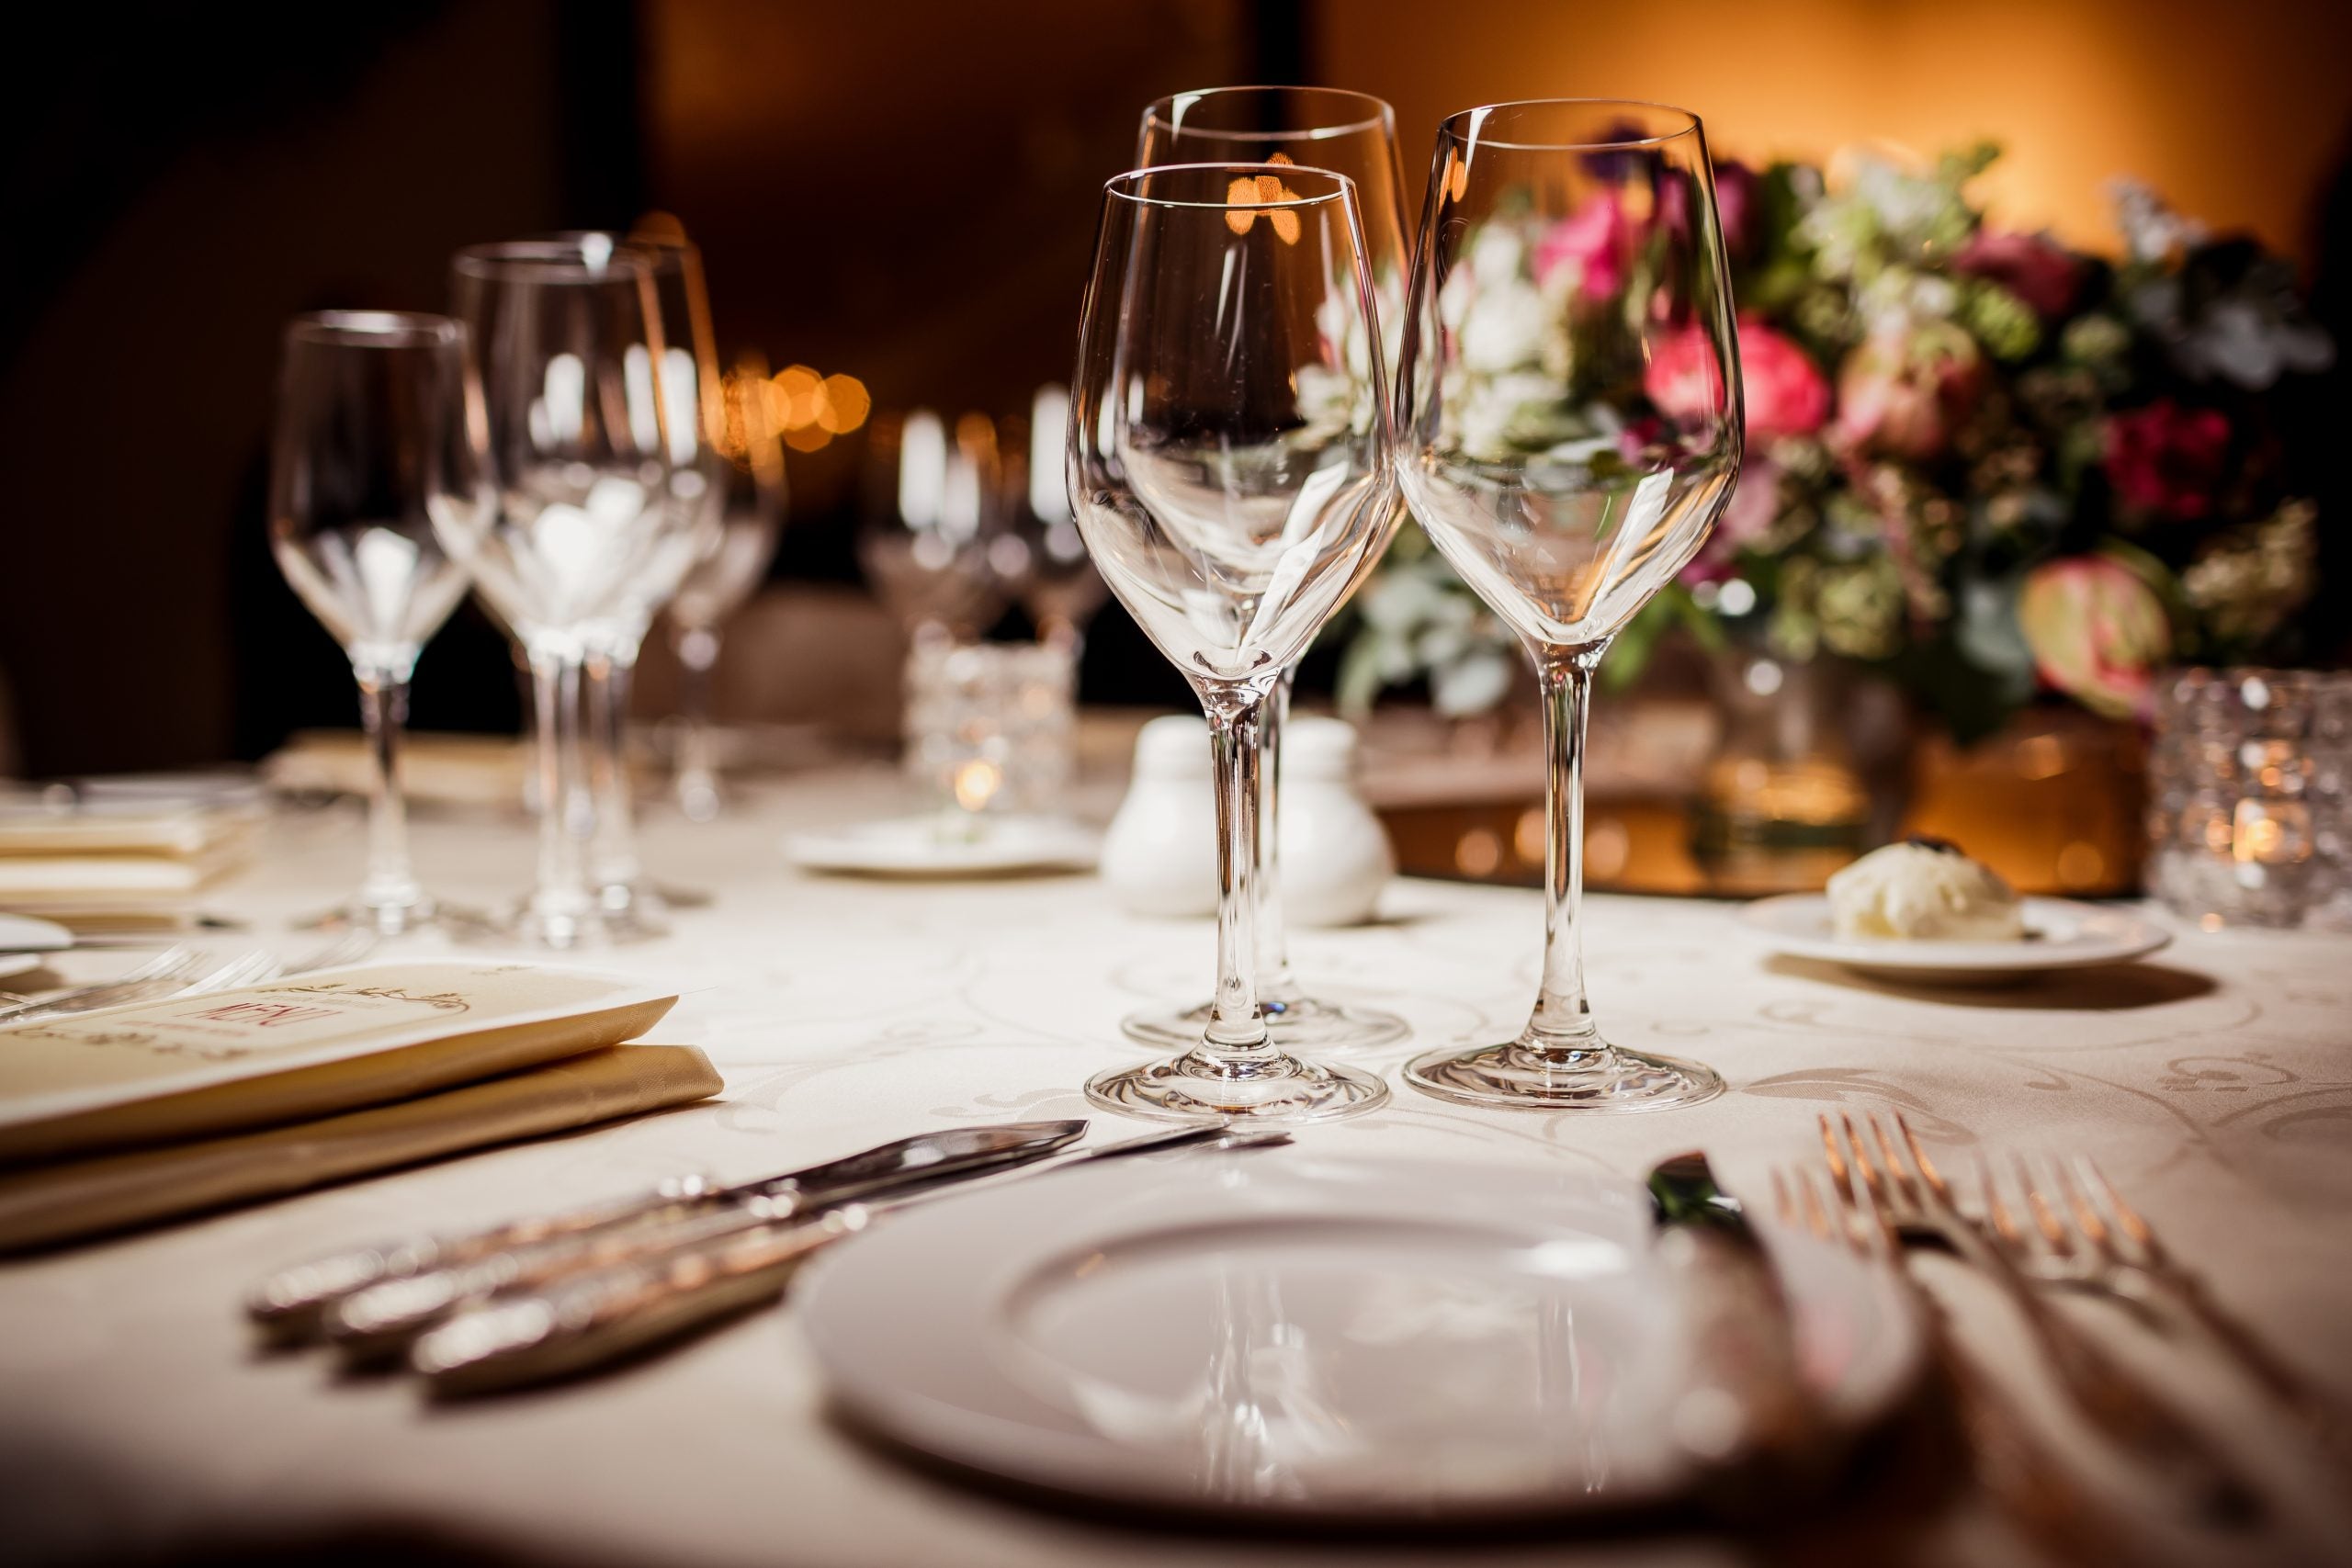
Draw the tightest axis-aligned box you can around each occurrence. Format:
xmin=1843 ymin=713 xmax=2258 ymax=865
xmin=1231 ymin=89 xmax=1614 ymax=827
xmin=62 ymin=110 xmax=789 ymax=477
xmin=264 ymin=730 xmax=533 ymax=811
xmin=0 ymin=802 xmax=258 ymax=915
xmin=0 ymin=1043 xmax=720 ymax=1252
xmin=0 ymin=961 xmax=678 ymax=1165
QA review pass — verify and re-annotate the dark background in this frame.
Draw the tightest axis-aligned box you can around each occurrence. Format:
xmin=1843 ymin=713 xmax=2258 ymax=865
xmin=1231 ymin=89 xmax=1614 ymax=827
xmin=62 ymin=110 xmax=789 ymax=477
xmin=3 ymin=0 xmax=2346 ymax=777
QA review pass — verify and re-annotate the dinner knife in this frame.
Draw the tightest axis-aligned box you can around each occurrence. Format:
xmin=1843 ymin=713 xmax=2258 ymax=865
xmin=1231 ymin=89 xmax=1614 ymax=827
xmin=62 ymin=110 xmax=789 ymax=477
xmin=1646 ymin=1151 xmax=1835 ymax=1508
xmin=412 ymin=1122 xmax=1287 ymax=1397
xmin=249 ymin=1118 xmax=1086 ymax=1344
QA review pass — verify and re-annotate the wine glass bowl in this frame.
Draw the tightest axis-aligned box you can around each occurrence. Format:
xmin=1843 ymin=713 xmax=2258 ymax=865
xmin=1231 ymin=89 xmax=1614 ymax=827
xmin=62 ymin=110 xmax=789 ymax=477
xmin=1071 ymin=163 xmax=1397 ymax=1122
xmin=1396 ymin=101 xmax=1742 ymax=1111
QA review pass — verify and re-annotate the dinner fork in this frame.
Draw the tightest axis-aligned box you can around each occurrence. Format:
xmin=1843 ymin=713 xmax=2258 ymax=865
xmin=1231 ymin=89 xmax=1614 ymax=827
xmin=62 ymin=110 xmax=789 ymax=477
xmin=1983 ymin=1152 xmax=2352 ymax=1480
xmin=1818 ymin=1110 xmax=2260 ymax=1527
xmin=1772 ymin=1164 xmax=2125 ymax=1568
xmin=0 ymin=944 xmax=203 ymax=1025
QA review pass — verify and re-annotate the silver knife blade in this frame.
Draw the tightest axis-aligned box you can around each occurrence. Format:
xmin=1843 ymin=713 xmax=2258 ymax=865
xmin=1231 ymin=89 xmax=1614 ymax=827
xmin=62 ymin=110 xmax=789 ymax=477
xmin=413 ymin=1124 xmax=1289 ymax=1396
xmin=1646 ymin=1151 xmax=1833 ymax=1506
xmin=251 ymin=1118 xmax=1085 ymax=1341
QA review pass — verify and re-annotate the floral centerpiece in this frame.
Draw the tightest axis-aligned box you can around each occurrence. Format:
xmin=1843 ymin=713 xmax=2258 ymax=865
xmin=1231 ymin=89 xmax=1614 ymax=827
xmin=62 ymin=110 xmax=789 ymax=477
xmin=1340 ymin=144 xmax=2334 ymax=740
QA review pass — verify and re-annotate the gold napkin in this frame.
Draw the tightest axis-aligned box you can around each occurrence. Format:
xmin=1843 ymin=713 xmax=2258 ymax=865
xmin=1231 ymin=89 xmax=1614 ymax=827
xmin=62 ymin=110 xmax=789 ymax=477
xmin=0 ymin=1043 xmax=721 ymax=1252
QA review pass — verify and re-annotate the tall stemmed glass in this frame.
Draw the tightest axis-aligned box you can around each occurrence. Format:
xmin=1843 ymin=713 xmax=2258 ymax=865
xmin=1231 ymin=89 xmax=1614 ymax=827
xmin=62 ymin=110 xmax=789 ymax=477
xmin=1126 ymin=86 xmax=1413 ymax=1054
xmin=1071 ymin=164 xmax=1396 ymax=1123
xmin=567 ymin=233 xmax=728 ymax=932
xmin=268 ymin=311 xmax=474 ymax=935
xmin=442 ymin=241 xmax=675 ymax=949
xmin=669 ymin=351 xmax=787 ymax=822
xmin=1397 ymin=101 xmax=1742 ymax=1110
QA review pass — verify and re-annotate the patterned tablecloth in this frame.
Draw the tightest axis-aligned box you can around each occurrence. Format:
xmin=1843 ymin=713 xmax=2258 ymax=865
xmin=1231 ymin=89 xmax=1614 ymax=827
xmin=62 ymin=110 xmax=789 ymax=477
xmin=5 ymin=766 xmax=2349 ymax=1567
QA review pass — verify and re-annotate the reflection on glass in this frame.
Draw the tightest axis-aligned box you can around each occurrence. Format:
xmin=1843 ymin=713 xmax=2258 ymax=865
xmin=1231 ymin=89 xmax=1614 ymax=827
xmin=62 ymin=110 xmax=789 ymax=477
xmin=1396 ymin=102 xmax=1743 ymax=1111
xmin=1126 ymin=85 xmax=1415 ymax=1056
xmin=1070 ymin=164 xmax=1396 ymax=1123
xmin=268 ymin=311 xmax=474 ymax=935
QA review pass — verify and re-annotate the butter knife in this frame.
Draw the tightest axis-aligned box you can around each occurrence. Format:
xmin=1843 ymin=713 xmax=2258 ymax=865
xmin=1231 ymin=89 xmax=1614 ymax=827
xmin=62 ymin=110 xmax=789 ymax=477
xmin=413 ymin=1122 xmax=1285 ymax=1396
xmin=250 ymin=1118 xmax=1085 ymax=1345
xmin=1646 ymin=1151 xmax=1834 ymax=1507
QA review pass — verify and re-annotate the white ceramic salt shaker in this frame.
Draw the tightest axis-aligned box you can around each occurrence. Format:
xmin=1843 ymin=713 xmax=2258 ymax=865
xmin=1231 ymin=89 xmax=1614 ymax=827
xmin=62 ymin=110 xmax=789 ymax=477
xmin=1277 ymin=716 xmax=1394 ymax=927
xmin=1099 ymin=715 xmax=1217 ymax=917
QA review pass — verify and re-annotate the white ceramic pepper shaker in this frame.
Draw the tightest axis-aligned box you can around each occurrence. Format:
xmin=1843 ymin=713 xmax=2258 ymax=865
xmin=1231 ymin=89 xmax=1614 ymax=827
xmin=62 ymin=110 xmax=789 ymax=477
xmin=1099 ymin=715 xmax=1217 ymax=917
xmin=1278 ymin=716 xmax=1394 ymax=927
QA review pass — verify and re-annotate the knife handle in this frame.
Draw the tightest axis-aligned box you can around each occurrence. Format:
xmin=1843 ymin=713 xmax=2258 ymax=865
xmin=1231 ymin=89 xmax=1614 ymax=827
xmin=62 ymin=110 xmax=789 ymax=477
xmin=246 ymin=1174 xmax=728 ymax=1338
xmin=411 ymin=1209 xmax=865 ymax=1396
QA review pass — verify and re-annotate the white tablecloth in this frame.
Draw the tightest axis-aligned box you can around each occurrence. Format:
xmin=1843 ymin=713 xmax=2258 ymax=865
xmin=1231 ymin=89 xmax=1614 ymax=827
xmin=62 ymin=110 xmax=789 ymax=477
xmin=6 ymin=767 xmax=2351 ymax=1566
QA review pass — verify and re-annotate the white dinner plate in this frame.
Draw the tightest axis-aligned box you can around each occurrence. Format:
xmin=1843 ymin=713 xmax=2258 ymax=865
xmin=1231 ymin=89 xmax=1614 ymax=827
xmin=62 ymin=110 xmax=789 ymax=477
xmin=0 ymin=913 xmax=74 ymax=954
xmin=785 ymin=815 xmax=1100 ymax=878
xmin=797 ymin=1151 xmax=1925 ymax=1522
xmin=1738 ymin=894 xmax=2172 ymax=982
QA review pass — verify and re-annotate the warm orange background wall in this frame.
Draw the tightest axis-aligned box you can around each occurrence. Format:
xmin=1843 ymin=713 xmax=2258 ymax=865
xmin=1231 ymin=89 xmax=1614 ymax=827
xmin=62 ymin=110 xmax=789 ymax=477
xmin=1316 ymin=0 xmax=2352 ymax=260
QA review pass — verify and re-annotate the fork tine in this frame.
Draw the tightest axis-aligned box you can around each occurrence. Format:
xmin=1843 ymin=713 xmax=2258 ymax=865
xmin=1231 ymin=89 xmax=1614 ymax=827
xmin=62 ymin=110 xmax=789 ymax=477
xmin=1973 ymin=1155 xmax=2026 ymax=1248
xmin=1770 ymin=1168 xmax=1799 ymax=1227
xmin=1891 ymin=1112 xmax=1951 ymax=1202
xmin=2013 ymin=1151 xmax=2071 ymax=1256
xmin=2049 ymin=1157 xmax=2122 ymax=1265
xmin=1836 ymin=1110 xmax=1887 ymax=1211
xmin=1865 ymin=1111 xmax=1920 ymax=1206
xmin=1795 ymin=1168 xmax=1836 ymax=1242
xmin=2078 ymin=1157 xmax=2165 ymax=1267
xmin=1817 ymin=1111 xmax=1851 ymax=1199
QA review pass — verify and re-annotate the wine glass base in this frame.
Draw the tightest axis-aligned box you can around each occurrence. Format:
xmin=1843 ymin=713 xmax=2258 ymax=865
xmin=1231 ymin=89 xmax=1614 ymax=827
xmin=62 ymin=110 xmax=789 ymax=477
xmin=1086 ymin=1049 xmax=1389 ymax=1125
xmin=293 ymin=896 xmax=447 ymax=938
xmin=1404 ymin=1039 xmax=1723 ymax=1113
xmin=1121 ymin=992 xmax=1408 ymax=1053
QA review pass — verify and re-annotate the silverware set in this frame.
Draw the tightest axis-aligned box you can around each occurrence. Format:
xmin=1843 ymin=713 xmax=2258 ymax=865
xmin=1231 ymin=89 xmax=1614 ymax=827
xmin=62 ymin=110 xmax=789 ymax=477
xmin=250 ymin=1117 xmax=1284 ymax=1397
xmin=0 ymin=930 xmax=376 ymax=1026
xmin=1775 ymin=1108 xmax=2347 ymax=1533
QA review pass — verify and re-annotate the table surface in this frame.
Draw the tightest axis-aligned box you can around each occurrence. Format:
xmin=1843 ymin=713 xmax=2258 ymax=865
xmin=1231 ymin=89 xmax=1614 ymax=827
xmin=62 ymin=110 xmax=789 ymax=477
xmin=6 ymin=766 xmax=2352 ymax=1567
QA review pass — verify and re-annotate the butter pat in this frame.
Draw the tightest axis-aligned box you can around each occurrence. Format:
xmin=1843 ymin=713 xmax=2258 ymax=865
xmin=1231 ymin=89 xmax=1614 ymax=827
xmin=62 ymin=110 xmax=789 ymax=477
xmin=1826 ymin=840 xmax=2025 ymax=942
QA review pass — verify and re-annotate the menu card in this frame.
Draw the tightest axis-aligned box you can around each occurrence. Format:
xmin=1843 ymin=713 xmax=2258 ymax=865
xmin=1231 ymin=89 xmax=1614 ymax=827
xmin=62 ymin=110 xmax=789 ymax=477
xmin=0 ymin=962 xmax=677 ymax=1166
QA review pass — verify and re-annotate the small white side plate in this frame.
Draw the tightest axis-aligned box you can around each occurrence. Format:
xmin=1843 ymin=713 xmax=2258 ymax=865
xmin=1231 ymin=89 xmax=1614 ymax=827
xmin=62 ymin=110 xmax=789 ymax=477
xmin=786 ymin=815 xmax=1100 ymax=878
xmin=1739 ymin=894 xmax=2172 ymax=981
xmin=798 ymin=1153 xmax=1924 ymax=1521
xmin=0 ymin=913 xmax=74 ymax=954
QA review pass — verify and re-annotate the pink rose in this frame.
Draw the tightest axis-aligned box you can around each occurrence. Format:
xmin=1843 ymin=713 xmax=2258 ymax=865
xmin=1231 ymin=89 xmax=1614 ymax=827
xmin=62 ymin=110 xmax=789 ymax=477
xmin=1533 ymin=192 xmax=1634 ymax=298
xmin=1834 ymin=321 xmax=1984 ymax=461
xmin=1681 ymin=457 xmax=1782 ymax=584
xmin=2103 ymin=400 xmax=2230 ymax=521
xmin=2018 ymin=556 xmax=2174 ymax=720
xmin=1643 ymin=323 xmax=1728 ymax=427
xmin=1713 ymin=160 xmax=1761 ymax=260
xmin=1736 ymin=318 xmax=1829 ymax=440
xmin=1954 ymin=229 xmax=2084 ymax=320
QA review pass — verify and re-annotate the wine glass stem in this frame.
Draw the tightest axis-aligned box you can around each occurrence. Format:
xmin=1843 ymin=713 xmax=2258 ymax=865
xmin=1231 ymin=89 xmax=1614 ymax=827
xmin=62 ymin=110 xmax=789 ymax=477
xmin=1527 ymin=649 xmax=1605 ymax=1055
xmin=527 ymin=648 xmax=591 ymax=916
xmin=1203 ymin=684 xmax=1274 ymax=1061
xmin=352 ymin=660 xmax=422 ymax=910
xmin=1256 ymin=668 xmax=1296 ymax=994
xmin=586 ymin=646 xmax=642 ymax=890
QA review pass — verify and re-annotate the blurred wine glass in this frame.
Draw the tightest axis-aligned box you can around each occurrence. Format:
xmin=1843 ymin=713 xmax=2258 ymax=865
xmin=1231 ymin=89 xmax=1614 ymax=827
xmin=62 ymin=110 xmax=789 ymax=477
xmin=441 ymin=238 xmax=675 ymax=949
xmin=1396 ymin=100 xmax=1743 ymax=1111
xmin=667 ymin=350 xmax=787 ymax=822
xmin=268 ymin=310 xmax=474 ymax=934
xmin=858 ymin=409 xmax=1005 ymax=645
xmin=1127 ymin=85 xmax=1414 ymax=1054
xmin=556 ymin=231 xmax=729 ymax=931
xmin=993 ymin=386 xmax=1105 ymax=652
xmin=1069 ymin=163 xmax=1397 ymax=1123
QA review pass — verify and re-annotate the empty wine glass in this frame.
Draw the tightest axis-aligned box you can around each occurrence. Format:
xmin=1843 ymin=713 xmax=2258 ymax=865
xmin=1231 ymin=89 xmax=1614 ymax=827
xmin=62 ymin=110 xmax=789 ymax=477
xmin=268 ymin=311 xmax=474 ymax=934
xmin=1071 ymin=164 xmax=1398 ymax=1123
xmin=858 ymin=409 xmax=1005 ymax=644
xmin=996 ymin=385 xmax=1106 ymax=651
xmin=669 ymin=350 xmax=787 ymax=822
xmin=441 ymin=239 xmax=675 ymax=949
xmin=1396 ymin=101 xmax=1742 ymax=1110
xmin=1126 ymin=85 xmax=1414 ymax=1054
xmin=560 ymin=232 xmax=729 ymax=931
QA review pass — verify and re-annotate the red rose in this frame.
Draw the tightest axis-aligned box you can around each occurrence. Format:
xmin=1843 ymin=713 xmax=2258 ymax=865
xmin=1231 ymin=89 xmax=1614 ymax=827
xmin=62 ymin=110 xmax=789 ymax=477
xmin=2103 ymin=400 xmax=2230 ymax=520
xmin=1736 ymin=318 xmax=1830 ymax=440
xmin=1954 ymin=230 xmax=2085 ymax=320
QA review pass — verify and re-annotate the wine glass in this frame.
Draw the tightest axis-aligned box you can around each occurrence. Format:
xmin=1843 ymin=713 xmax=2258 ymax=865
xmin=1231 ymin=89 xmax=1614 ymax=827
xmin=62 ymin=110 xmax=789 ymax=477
xmin=267 ymin=311 xmax=474 ymax=934
xmin=1070 ymin=163 xmax=1397 ymax=1123
xmin=1126 ymin=86 xmax=1413 ymax=1054
xmin=996 ymin=385 xmax=1106 ymax=651
xmin=1396 ymin=100 xmax=1743 ymax=1110
xmin=441 ymin=239 xmax=675 ymax=949
xmin=669 ymin=350 xmax=787 ymax=822
xmin=857 ymin=408 xmax=1005 ymax=644
xmin=560 ymin=232 xmax=729 ymax=932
